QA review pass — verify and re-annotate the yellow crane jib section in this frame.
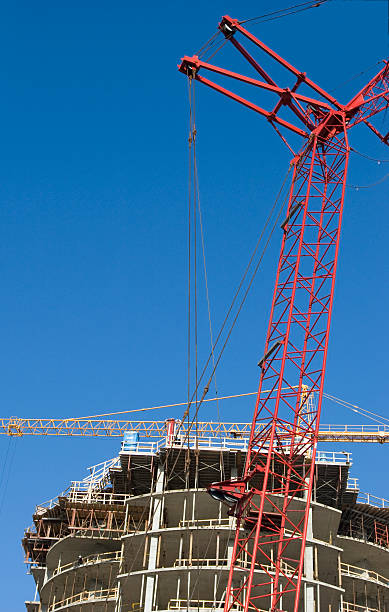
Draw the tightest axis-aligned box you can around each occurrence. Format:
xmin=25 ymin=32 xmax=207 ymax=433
xmin=0 ymin=417 xmax=389 ymax=443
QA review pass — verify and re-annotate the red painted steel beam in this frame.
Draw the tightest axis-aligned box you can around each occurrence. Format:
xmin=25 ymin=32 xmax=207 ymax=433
xmin=227 ymin=37 xmax=315 ymax=131
xmin=179 ymin=17 xmax=389 ymax=612
xmin=195 ymin=73 xmax=309 ymax=138
xmin=180 ymin=56 xmax=333 ymax=111
xmin=219 ymin=15 xmax=342 ymax=108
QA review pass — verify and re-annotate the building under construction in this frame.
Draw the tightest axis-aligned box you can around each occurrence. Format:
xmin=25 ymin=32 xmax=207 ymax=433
xmin=23 ymin=421 xmax=389 ymax=612
xmin=6 ymin=4 xmax=389 ymax=612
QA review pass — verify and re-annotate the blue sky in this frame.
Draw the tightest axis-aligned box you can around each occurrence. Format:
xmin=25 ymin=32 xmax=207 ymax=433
xmin=0 ymin=1 xmax=388 ymax=608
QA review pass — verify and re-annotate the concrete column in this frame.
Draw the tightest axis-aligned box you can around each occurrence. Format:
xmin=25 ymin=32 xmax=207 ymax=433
xmin=139 ymin=574 xmax=145 ymax=609
xmin=153 ymin=574 xmax=159 ymax=609
xmin=226 ymin=466 xmax=237 ymax=566
xmin=178 ymin=534 xmax=184 ymax=563
xmin=187 ymin=570 xmax=191 ymax=608
xmin=316 ymin=582 xmax=320 ymax=611
xmin=143 ymin=461 xmax=165 ymax=612
xmin=114 ymin=583 xmax=122 ymax=612
xmin=304 ymin=501 xmax=315 ymax=612
xmin=191 ymin=490 xmax=196 ymax=521
xmin=182 ymin=495 xmax=187 ymax=526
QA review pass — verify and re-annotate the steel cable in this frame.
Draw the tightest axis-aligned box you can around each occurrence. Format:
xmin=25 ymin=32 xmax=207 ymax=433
xmin=350 ymin=146 xmax=389 ymax=163
xmin=166 ymin=167 xmax=292 ymax=485
xmin=239 ymin=0 xmax=330 ymax=24
xmin=323 ymin=392 xmax=389 ymax=426
xmin=347 ymin=172 xmax=389 ymax=190
xmin=191 ymin=83 xmax=220 ymax=425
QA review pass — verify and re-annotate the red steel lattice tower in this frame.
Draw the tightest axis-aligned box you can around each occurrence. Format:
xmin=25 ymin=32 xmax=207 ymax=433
xmin=179 ymin=15 xmax=389 ymax=612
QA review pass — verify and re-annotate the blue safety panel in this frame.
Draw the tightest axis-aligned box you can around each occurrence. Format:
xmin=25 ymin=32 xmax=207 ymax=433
xmin=122 ymin=431 xmax=139 ymax=451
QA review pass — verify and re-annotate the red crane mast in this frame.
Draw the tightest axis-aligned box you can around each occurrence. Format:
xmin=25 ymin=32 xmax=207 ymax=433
xmin=179 ymin=15 xmax=389 ymax=612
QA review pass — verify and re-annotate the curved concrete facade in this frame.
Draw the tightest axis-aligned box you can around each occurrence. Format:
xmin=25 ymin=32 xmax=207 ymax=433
xmin=24 ymin=442 xmax=389 ymax=612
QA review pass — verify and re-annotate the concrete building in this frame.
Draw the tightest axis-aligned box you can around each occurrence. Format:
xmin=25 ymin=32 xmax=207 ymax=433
xmin=24 ymin=425 xmax=389 ymax=612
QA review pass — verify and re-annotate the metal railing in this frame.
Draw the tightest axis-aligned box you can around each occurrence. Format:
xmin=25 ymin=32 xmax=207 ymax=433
xmin=121 ymin=439 xmax=165 ymax=454
xmin=52 ymin=550 xmax=121 ymax=578
xmin=175 ymin=435 xmax=250 ymax=451
xmin=164 ymin=436 xmax=353 ymax=459
xmin=315 ymin=450 xmax=351 ymax=464
xmin=121 ymin=436 xmax=250 ymax=454
xmin=234 ymin=559 xmax=296 ymax=575
xmin=357 ymin=492 xmax=389 ymax=508
xmin=71 ymin=456 xmax=121 ymax=491
xmin=173 ymin=558 xmax=296 ymax=576
xmin=35 ymin=486 xmax=71 ymax=513
xmin=36 ymin=456 xmax=121 ymax=513
xmin=342 ymin=603 xmax=380 ymax=612
xmin=66 ymin=490 xmax=131 ymax=505
xmin=341 ymin=562 xmax=389 ymax=586
xmin=174 ymin=558 xmax=229 ymax=568
xmin=346 ymin=478 xmax=359 ymax=491
xmin=168 ymin=600 xmax=242 ymax=610
xmin=48 ymin=587 xmax=118 ymax=611
xmin=179 ymin=518 xmax=231 ymax=528
xmin=320 ymin=424 xmax=389 ymax=433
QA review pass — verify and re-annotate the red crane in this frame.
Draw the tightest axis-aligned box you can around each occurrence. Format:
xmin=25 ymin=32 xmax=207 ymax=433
xmin=179 ymin=15 xmax=389 ymax=612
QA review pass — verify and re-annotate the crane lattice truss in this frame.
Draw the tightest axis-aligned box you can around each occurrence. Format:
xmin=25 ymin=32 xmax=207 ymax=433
xmin=179 ymin=16 xmax=389 ymax=612
xmin=1 ymin=417 xmax=389 ymax=443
